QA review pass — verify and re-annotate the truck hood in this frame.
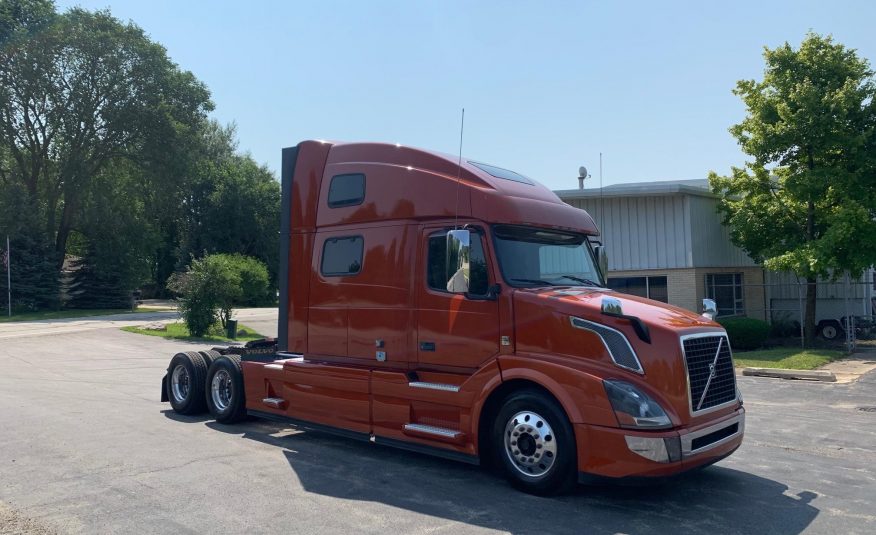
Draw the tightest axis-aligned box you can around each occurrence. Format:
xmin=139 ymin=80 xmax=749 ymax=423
xmin=512 ymin=287 xmax=728 ymax=426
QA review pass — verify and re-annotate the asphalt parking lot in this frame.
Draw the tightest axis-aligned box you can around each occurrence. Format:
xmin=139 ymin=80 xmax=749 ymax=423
xmin=0 ymin=313 xmax=875 ymax=534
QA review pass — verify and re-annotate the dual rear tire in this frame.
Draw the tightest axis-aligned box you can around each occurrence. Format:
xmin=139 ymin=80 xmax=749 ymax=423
xmin=166 ymin=352 xmax=246 ymax=424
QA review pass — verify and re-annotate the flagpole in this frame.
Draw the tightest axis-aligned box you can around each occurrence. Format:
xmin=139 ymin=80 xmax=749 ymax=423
xmin=6 ymin=235 xmax=10 ymax=317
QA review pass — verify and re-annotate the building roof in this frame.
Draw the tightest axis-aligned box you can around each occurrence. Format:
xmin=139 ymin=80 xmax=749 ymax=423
xmin=555 ymin=178 xmax=715 ymax=199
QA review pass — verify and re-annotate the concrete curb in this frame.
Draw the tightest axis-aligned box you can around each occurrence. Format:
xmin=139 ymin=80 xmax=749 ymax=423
xmin=741 ymin=367 xmax=837 ymax=382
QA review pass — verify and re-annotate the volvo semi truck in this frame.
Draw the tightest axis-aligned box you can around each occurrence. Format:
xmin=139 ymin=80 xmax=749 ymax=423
xmin=162 ymin=140 xmax=744 ymax=495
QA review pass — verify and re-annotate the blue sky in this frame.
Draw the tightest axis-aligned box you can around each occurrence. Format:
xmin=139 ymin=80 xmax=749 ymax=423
xmin=57 ymin=1 xmax=876 ymax=189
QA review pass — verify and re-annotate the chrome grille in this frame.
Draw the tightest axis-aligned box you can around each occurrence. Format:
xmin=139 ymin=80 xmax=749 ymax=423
xmin=683 ymin=334 xmax=736 ymax=412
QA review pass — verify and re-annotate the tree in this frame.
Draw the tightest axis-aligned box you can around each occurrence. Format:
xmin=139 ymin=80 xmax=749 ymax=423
xmin=179 ymin=122 xmax=281 ymax=289
xmin=66 ymin=160 xmax=155 ymax=309
xmin=0 ymin=183 xmax=58 ymax=310
xmin=0 ymin=2 xmax=212 ymax=267
xmin=709 ymin=33 xmax=876 ymax=344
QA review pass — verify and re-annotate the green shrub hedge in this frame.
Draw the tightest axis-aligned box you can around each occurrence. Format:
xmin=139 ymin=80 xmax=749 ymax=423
xmin=718 ymin=316 xmax=770 ymax=350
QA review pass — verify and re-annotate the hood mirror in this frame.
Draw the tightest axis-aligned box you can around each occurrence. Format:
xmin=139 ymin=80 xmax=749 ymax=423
xmin=601 ymin=296 xmax=623 ymax=316
xmin=445 ymin=229 xmax=471 ymax=294
xmin=702 ymin=299 xmax=717 ymax=320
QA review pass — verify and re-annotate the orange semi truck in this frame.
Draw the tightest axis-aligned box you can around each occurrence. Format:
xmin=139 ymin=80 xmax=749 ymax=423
xmin=162 ymin=140 xmax=744 ymax=495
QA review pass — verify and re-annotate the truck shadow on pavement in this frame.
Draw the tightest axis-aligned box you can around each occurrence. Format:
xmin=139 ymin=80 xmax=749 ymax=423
xmin=195 ymin=417 xmax=819 ymax=535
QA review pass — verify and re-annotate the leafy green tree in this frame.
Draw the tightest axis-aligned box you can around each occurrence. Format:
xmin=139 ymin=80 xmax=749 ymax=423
xmin=179 ymin=122 xmax=280 ymax=289
xmin=0 ymin=2 xmax=212 ymax=266
xmin=709 ymin=33 xmax=876 ymax=344
xmin=0 ymin=183 xmax=58 ymax=310
xmin=67 ymin=161 xmax=155 ymax=309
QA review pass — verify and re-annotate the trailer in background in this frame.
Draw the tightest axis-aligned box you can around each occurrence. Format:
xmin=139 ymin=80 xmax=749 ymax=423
xmin=766 ymin=269 xmax=876 ymax=341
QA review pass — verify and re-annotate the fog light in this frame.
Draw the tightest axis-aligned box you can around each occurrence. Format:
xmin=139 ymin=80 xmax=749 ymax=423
xmin=625 ymin=435 xmax=682 ymax=463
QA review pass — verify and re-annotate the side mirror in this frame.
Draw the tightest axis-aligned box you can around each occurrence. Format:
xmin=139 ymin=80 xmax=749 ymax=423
xmin=702 ymin=299 xmax=717 ymax=321
xmin=445 ymin=229 xmax=471 ymax=294
xmin=594 ymin=244 xmax=608 ymax=276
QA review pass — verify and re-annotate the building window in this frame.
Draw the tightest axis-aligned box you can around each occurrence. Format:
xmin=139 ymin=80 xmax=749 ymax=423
xmin=327 ymin=173 xmax=365 ymax=208
xmin=427 ymin=231 xmax=489 ymax=295
xmin=705 ymin=273 xmax=744 ymax=316
xmin=321 ymin=236 xmax=364 ymax=276
xmin=607 ymin=276 xmax=668 ymax=303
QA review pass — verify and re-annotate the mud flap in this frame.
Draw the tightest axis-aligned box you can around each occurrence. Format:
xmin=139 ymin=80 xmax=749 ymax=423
xmin=160 ymin=372 xmax=169 ymax=402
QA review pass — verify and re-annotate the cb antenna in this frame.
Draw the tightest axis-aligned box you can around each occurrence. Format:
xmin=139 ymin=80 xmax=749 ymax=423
xmin=454 ymin=108 xmax=465 ymax=229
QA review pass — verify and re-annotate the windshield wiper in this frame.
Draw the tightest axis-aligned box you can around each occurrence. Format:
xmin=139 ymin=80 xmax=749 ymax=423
xmin=557 ymin=275 xmax=604 ymax=287
xmin=510 ymin=278 xmax=557 ymax=287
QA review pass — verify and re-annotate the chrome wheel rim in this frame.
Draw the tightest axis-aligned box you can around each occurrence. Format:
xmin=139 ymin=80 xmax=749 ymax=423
xmin=171 ymin=364 xmax=190 ymax=403
xmin=504 ymin=411 xmax=557 ymax=478
xmin=211 ymin=370 xmax=233 ymax=412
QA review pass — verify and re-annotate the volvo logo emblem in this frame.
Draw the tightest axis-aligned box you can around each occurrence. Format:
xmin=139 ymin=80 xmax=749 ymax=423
xmin=709 ymin=362 xmax=716 ymax=377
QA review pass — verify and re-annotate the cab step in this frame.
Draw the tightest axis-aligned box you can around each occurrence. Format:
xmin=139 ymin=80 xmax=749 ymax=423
xmin=403 ymin=423 xmax=464 ymax=444
xmin=262 ymin=397 xmax=287 ymax=409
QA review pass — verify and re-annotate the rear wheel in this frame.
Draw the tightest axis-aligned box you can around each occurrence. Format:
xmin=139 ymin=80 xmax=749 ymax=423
xmin=206 ymin=355 xmax=247 ymax=424
xmin=167 ymin=352 xmax=208 ymax=415
xmin=198 ymin=349 xmax=221 ymax=368
xmin=492 ymin=389 xmax=577 ymax=495
xmin=819 ymin=320 xmax=843 ymax=341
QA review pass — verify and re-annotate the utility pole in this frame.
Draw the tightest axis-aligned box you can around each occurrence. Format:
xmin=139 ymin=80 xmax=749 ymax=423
xmin=5 ymin=236 xmax=10 ymax=317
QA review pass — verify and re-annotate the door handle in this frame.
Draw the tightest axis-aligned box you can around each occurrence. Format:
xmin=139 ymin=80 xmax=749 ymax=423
xmin=419 ymin=341 xmax=436 ymax=351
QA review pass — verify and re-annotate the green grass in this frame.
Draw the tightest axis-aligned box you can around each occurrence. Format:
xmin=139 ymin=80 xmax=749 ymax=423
xmin=0 ymin=307 xmax=166 ymax=323
xmin=733 ymin=347 xmax=846 ymax=370
xmin=121 ymin=322 xmax=264 ymax=343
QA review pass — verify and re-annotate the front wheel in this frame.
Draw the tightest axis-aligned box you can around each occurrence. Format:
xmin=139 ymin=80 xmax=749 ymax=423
xmin=492 ymin=389 xmax=577 ymax=495
xmin=206 ymin=355 xmax=247 ymax=424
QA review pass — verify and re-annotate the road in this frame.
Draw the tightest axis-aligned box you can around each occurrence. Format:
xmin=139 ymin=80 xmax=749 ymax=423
xmin=0 ymin=308 xmax=279 ymax=341
xmin=0 ymin=313 xmax=874 ymax=534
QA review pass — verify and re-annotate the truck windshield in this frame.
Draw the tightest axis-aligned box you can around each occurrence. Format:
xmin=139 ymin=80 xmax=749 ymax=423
xmin=492 ymin=225 xmax=604 ymax=288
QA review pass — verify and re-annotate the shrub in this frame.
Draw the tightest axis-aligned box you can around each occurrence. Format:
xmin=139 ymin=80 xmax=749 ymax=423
xmin=769 ymin=312 xmax=800 ymax=338
xmin=167 ymin=255 xmax=241 ymax=336
xmin=167 ymin=253 xmax=271 ymax=336
xmin=221 ymin=254 xmax=272 ymax=306
xmin=718 ymin=316 xmax=771 ymax=350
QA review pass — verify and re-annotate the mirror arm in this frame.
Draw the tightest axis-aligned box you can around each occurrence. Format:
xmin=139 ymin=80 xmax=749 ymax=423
xmin=602 ymin=310 xmax=652 ymax=344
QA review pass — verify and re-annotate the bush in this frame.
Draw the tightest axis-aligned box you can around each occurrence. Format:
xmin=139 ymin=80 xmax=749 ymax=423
xmin=769 ymin=312 xmax=800 ymax=338
xmin=718 ymin=316 xmax=771 ymax=350
xmin=167 ymin=255 xmax=241 ymax=336
xmin=221 ymin=254 xmax=272 ymax=306
xmin=166 ymin=253 xmax=270 ymax=336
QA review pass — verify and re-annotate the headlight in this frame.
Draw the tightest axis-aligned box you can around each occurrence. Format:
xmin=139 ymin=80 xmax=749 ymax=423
xmin=604 ymin=380 xmax=672 ymax=429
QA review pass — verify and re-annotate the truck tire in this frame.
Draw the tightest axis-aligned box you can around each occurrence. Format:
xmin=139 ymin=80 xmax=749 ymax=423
xmin=819 ymin=320 xmax=843 ymax=341
xmin=167 ymin=352 xmax=208 ymax=415
xmin=198 ymin=350 xmax=221 ymax=368
xmin=206 ymin=355 xmax=247 ymax=424
xmin=492 ymin=389 xmax=577 ymax=496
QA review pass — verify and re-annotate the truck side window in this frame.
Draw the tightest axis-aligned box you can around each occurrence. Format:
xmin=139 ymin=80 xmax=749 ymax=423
xmin=321 ymin=236 xmax=364 ymax=276
xmin=427 ymin=231 xmax=488 ymax=295
xmin=328 ymin=173 xmax=365 ymax=208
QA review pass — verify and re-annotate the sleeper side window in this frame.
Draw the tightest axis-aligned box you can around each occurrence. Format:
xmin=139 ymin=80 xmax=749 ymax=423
xmin=321 ymin=236 xmax=364 ymax=276
xmin=427 ymin=231 xmax=489 ymax=295
xmin=327 ymin=173 xmax=365 ymax=208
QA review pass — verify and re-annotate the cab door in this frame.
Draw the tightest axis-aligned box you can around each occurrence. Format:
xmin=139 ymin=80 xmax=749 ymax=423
xmin=415 ymin=225 xmax=500 ymax=371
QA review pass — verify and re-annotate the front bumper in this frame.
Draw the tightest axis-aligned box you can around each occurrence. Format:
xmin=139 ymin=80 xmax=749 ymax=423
xmin=575 ymin=407 xmax=745 ymax=479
